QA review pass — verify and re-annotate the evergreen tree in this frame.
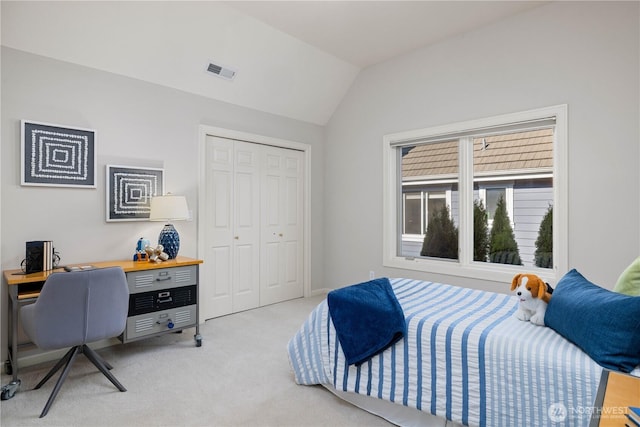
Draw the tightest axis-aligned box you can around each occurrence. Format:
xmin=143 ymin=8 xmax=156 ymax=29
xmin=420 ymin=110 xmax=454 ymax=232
xmin=421 ymin=204 xmax=458 ymax=259
xmin=489 ymin=195 xmax=522 ymax=265
xmin=534 ymin=205 xmax=553 ymax=268
xmin=474 ymin=199 xmax=489 ymax=262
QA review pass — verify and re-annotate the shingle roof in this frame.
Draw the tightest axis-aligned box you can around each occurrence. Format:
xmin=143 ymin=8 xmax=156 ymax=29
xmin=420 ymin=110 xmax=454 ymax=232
xmin=402 ymin=129 xmax=553 ymax=179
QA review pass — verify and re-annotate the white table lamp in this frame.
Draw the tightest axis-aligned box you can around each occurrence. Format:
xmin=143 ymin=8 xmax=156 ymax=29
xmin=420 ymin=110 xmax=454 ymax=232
xmin=149 ymin=194 xmax=189 ymax=259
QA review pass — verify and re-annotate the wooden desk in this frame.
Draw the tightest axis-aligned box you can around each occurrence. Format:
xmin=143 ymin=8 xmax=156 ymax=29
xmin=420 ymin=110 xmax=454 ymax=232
xmin=591 ymin=370 xmax=640 ymax=426
xmin=4 ymin=256 xmax=202 ymax=289
xmin=3 ymin=256 xmax=203 ymax=391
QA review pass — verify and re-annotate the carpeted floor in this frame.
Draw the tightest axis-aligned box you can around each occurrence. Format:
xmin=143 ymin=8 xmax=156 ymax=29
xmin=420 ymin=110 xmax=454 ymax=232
xmin=0 ymin=295 xmax=394 ymax=427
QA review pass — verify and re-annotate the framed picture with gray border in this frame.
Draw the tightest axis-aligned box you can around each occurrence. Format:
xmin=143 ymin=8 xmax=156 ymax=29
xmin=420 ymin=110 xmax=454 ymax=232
xmin=21 ymin=120 xmax=97 ymax=188
xmin=106 ymin=165 xmax=164 ymax=222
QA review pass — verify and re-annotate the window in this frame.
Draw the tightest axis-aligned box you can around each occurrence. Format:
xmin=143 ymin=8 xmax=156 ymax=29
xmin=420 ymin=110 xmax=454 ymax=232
xmin=484 ymin=188 xmax=507 ymax=221
xmin=383 ymin=105 xmax=567 ymax=283
xmin=403 ymin=192 xmax=422 ymax=235
xmin=427 ymin=192 xmax=447 ymax=224
xmin=401 ymin=190 xmax=450 ymax=258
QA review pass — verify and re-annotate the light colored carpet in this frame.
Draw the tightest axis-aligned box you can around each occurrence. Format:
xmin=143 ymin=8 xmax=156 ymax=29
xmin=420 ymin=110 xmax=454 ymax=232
xmin=0 ymin=295 xmax=394 ymax=427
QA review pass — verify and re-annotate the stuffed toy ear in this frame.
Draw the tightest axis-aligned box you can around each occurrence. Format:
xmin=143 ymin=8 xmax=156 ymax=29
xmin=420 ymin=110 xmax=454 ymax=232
xmin=511 ymin=274 xmax=522 ymax=291
xmin=528 ymin=276 xmax=550 ymax=302
xmin=529 ymin=278 xmax=542 ymax=298
xmin=536 ymin=276 xmax=552 ymax=303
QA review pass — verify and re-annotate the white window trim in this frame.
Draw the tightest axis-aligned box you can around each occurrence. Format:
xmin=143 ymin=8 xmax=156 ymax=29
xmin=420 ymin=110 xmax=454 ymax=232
xmin=382 ymin=105 xmax=567 ymax=284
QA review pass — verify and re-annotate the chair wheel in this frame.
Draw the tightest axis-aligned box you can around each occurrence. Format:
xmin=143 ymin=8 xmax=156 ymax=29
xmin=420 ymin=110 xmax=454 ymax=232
xmin=1 ymin=380 xmax=21 ymax=400
xmin=195 ymin=335 xmax=202 ymax=347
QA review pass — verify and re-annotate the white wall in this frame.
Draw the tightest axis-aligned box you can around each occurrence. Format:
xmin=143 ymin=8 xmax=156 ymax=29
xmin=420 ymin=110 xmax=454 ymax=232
xmin=0 ymin=47 xmax=325 ymax=363
xmin=324 ymin=1 xmax=640 ymax=291
xmin=1 ymin=1 xmax=358 ymax=125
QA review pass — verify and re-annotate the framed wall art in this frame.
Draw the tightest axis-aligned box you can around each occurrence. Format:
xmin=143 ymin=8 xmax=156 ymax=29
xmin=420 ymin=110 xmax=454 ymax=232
xmin=106 ymin=165 xmax=164 ymax=222
xmin=21 ymin=120 xmax=97 ymax=188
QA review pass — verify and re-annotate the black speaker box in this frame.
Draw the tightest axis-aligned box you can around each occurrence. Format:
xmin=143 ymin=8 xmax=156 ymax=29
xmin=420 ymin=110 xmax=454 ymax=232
xmin=25 ymin=241 xmax=44 ymax=274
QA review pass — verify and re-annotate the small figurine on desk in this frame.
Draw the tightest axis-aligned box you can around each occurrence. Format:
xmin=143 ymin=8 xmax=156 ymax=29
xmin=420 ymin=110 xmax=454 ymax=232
xmin=133 ymin=237 xmax=151 ymax=262
xmin=144 ymin=244 xmax=169 ymax=263
xmin=133 ymin=251 xmax=147 ymax=262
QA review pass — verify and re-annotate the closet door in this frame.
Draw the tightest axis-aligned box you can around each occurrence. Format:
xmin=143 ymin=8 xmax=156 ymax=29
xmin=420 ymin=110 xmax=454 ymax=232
xmin=231 ymin=141 xmax=261 ymax=312
xmin=203 ymin=136 xmax=260 ymax=318
xmin=202 ymin=135 xmax=304 ymax=320
xmin=260 ymin=145 xmax=304 ymax=305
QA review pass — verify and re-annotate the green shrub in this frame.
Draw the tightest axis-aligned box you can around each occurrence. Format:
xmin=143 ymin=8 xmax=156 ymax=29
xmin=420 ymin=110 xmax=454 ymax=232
xmin=489 ymin=195 xmax=522 ymax=265
xmin=474 ymin=199 xmax=489 ymax=262
xmin=534 ymin=205 xmax=553 ymax=268
xmin=421 ymin=204 xmax=458 ymax=259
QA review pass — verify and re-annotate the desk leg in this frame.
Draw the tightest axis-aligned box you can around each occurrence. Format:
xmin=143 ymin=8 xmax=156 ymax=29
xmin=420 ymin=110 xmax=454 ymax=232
xmin=8 ymin=286 xmax=19 ymax=380
xmin=194 ymin=264 xmax=202 ymax=348
xmin=1 ymin=287 xmax=21 ymax=400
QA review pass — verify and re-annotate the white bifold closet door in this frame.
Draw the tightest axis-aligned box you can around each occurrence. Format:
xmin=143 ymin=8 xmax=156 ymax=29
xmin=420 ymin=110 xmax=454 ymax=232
xmin=203 ymin=136 xmax=304 ymax=319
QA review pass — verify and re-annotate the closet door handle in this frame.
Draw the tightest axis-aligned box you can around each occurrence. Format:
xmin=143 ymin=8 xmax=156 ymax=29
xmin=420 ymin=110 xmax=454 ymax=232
xmin=234 ymin=236 xmax=239 ymax=240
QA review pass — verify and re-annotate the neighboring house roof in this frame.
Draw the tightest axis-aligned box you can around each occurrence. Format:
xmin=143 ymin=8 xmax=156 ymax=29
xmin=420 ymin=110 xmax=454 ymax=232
xmin=402 ymin=129 xmax=553 ymax=180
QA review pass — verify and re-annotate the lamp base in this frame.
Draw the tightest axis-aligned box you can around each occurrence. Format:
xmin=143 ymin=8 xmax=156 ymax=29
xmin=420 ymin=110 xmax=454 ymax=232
xmin=158 ymin=223 xmax=180 ymax=259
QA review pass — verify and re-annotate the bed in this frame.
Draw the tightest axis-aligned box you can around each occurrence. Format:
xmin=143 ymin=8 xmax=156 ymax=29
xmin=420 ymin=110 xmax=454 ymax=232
xmin=288 ymin=277 xmax=613 ymax=427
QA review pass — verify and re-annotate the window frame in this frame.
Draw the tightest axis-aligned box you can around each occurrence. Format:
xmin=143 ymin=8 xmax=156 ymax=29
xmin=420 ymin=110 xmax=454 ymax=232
xmin=382 ymin=105 xmax=567 ymax=284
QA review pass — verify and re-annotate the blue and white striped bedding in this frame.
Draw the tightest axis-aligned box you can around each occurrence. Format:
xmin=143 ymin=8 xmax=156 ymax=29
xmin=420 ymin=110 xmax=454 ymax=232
xmin=288 ymin=278 xmax=603 ymax=427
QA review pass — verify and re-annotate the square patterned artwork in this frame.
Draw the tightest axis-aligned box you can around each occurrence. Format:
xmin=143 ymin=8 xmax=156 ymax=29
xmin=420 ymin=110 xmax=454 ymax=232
xmin=106 ymin=165 xmax=164 ymax=222
xmin=21 ymin=120 xmax=96 ymax=188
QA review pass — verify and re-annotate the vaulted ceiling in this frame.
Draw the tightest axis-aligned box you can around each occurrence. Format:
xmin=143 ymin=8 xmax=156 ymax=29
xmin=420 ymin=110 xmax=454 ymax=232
xmin=1 ymin=1 xmax=547 ymax=125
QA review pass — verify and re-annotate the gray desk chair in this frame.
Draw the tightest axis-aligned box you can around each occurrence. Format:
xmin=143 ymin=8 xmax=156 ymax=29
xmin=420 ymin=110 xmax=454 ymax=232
xmin=20 ymin=266 xmax=129 ymax=417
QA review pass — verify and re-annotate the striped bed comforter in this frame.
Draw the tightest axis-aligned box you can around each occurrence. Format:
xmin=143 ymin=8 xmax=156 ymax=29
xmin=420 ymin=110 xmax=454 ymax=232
xmin=287 ymin=278 xmax=603 ymax=427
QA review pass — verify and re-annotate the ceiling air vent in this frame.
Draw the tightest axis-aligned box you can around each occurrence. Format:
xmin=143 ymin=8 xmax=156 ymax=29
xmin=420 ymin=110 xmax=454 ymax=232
xmin=206 ymin=61 xmax=237 ymax=81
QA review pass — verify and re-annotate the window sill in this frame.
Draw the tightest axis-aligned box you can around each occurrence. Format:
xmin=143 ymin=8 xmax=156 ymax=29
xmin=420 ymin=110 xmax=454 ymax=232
xmin=383 ymin=256 xmax=559 ymax=285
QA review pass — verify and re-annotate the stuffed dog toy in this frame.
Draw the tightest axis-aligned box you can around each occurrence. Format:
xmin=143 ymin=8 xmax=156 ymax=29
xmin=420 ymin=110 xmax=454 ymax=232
xmin=510 ymin=273 xmax=553 ymax=326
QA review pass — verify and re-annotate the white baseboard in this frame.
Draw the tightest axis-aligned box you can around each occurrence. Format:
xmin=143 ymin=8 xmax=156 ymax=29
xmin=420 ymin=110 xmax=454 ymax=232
xmin=310 ymin=288 xmax=330 ymax=297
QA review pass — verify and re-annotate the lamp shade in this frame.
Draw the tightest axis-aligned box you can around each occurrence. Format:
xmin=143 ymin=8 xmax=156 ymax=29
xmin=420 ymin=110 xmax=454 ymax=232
xmin=149 ymin=195 xmax=189 ymax=222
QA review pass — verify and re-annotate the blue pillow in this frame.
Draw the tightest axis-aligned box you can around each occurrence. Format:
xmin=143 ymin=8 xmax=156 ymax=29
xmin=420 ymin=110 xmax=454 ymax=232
xmin=545 ymin=269 xmax=640 ymax=372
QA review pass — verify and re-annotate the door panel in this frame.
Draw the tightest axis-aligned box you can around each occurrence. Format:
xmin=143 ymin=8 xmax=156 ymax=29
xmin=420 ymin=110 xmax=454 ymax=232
xmin=260 ymin=146 xmax=303 ymax=305
xmin=204 ymin=138 xmax=234 ymax=317
xmin=231 ymin=142 xmax=260 ymax=312
xmin=203 ymin=137 xmax=260 ymax=317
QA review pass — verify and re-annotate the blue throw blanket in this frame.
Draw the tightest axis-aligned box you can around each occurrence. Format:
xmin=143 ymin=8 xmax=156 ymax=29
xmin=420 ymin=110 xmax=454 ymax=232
xmin=327 ymin=278 xmax=406 ymax=366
